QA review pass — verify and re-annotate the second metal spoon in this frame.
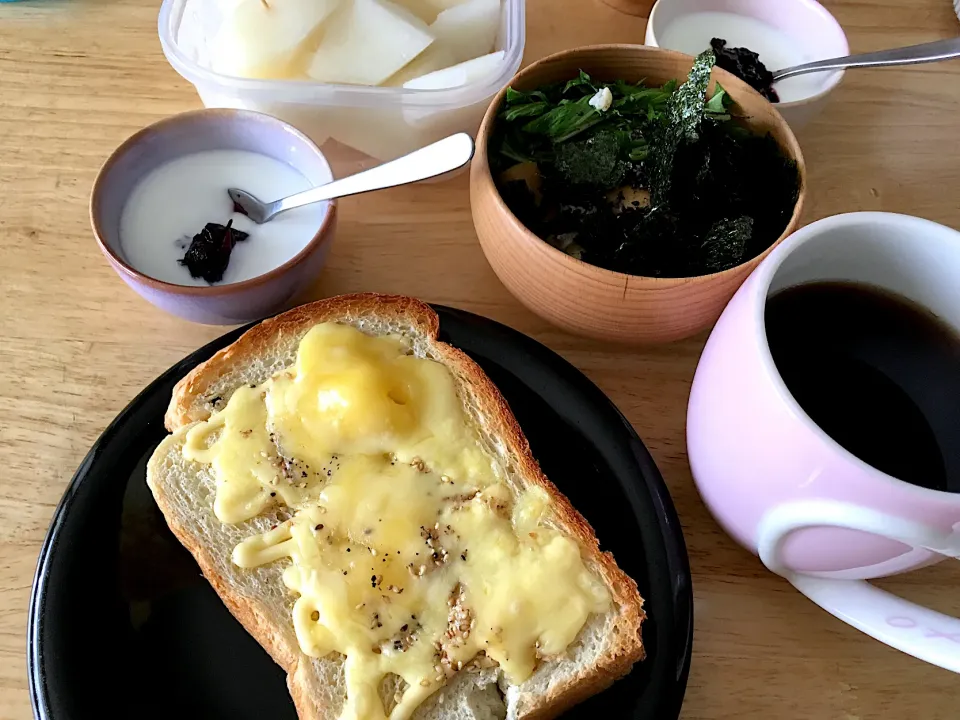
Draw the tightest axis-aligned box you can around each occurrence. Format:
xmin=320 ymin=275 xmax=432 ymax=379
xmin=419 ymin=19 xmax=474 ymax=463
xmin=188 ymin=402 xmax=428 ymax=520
xmin=229 ymin=132 xmax=475 ymax=224
xmin=772 ymin=37 xmax=960 ymax=82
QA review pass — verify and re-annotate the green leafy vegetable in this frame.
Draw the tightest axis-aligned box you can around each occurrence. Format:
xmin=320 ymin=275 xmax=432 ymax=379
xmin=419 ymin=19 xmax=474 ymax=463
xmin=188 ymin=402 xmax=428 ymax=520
xmin=705 ymin=81 xmax=732 ymax=117
xmin=614 ymin=87 xmax=673 ymax=117
xmin=497 ymin=130 xmax=536 ymax=164
xmin=504 ymin=87 xmax=547 ymax=105
xmin=564 ymin=69 xmax=596 ymax=94
xmin=522 ymin=95 xmax=604 ymax=143
xmin=500 ymin=102 xmax=551 ymax=122
xmin=489 ymin=53 xmax=800 ymax=279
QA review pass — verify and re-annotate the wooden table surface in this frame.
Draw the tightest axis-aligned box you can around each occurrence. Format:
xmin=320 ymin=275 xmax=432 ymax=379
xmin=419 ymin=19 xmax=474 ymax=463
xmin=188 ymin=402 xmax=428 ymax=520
xmin=2 ymin=0 xmax=960 ymax=717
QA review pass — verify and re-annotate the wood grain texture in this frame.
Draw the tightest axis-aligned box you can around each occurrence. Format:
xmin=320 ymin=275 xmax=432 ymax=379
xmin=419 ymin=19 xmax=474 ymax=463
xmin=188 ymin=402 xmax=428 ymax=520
xmin=1 ymin=0 xmax=959 ymax=718
xmin=471 ymin=45 xmax=806 ymax=343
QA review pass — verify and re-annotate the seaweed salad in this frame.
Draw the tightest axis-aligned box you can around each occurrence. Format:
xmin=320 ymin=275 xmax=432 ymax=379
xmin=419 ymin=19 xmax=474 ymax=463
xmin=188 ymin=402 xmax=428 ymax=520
xmin=490 ymin=51 xmax=800 ymax=278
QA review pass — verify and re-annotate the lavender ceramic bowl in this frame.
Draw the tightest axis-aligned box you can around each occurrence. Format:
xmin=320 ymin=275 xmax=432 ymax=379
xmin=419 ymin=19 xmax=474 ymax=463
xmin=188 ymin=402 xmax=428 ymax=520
xmin=90 ymin=109 xmax=337 ymax=325
xmin=646 ymin=0 xmax=849 ymax=130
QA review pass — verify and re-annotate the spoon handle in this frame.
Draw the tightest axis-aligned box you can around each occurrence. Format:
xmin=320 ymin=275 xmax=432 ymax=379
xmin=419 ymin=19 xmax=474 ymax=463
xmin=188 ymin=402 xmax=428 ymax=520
xmin=266 ymin=133 xmax=475 ymax=217
xmin=772 ymin=37 xmax=960 ymax=82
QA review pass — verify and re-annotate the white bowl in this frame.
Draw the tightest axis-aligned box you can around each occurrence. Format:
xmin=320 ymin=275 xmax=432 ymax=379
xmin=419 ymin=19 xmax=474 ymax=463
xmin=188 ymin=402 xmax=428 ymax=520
xmin=645 ymin=0 xmax=849 ymax=129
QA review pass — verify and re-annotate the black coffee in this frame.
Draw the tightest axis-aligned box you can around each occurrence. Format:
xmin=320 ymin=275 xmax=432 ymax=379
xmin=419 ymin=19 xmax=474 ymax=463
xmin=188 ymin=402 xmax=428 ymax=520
xmin=765 ymin=281 xmax=960 ymax=493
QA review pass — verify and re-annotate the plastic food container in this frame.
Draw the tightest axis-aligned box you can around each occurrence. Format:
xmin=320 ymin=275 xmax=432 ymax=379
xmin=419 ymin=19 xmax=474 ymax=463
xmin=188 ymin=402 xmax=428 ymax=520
xmin=158 ymin=0 xmax=525 ymax=175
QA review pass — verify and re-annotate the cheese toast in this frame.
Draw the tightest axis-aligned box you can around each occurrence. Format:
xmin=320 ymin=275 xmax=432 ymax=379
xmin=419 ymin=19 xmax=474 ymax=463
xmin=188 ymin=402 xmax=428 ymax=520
xmin=146 ymin=293 xmax=645 ymax=720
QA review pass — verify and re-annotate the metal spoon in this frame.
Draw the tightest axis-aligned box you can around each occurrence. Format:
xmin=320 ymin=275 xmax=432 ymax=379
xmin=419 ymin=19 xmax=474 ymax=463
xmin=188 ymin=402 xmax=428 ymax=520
xmin=229 ymin=132 xmax=475 ymax=224
xmin=772 ymin=37 xmax=960 ymax=82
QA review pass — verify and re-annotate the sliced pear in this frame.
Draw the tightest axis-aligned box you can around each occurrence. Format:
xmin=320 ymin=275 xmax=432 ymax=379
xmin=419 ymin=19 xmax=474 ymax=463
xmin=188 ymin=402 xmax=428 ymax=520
xmin=210 ymin=0 xmax=343 ymax=79
xmin=390 ymin=0 xmax=441 ymax=23
xmin=384 ymin=44 xmax=457 ymax=86
xmin=397 ymin=0 xmax=469 ymax=20
xmin=423 ymin=0 xmax=471 ymax=13
xmin=215 ymin=0 xmax=247 ymax=13
xmin=429 ymin=0 xmax=500 ymax=64
xmin=306 ymin=0 xmax=435 ymax=86
xmin=402 ymin=50 xmax=505 ymax=90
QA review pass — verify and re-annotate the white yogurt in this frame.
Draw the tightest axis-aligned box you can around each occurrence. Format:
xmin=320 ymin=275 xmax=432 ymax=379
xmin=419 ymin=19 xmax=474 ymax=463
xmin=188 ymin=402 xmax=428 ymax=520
xmin=120 ymin=150 xmax=329 ymax=286
xmin=657 ymin=11 xmax=826 ymax=103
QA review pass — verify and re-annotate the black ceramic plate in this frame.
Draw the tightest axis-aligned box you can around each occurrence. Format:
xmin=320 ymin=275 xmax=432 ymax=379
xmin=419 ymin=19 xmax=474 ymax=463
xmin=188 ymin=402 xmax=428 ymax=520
xmin=28 ymin=306 xmax=692 ymax=720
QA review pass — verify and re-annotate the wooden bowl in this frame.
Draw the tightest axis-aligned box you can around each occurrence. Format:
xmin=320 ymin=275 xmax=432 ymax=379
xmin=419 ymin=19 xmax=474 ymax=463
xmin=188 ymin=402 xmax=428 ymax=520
xmin=470 ymin=44 xmax=807 ymax=344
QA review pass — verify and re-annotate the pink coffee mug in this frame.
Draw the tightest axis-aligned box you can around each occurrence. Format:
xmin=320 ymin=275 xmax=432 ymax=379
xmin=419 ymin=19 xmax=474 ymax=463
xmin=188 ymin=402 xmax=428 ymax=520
xmin=687 ymin=212 xmax=960 ymax=673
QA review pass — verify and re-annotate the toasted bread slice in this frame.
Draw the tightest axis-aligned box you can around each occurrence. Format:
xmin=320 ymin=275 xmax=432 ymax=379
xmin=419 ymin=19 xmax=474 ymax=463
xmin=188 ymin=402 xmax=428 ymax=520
xmin=147 ymin=293 xmax=645 ymax=720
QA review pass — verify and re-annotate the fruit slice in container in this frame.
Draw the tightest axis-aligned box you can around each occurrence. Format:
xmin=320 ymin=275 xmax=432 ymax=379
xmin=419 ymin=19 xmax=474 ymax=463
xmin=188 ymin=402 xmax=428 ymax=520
xmin=385 ymin=45 xmax=458 ymax=86
xmin=385 ymin=0 xmax=474 ymax=24
xmin=424 ymin=0 xmax=472 ymax=14
xmin=306 ymin=0 xmax=436 ymax=86
xmin=429 ymin=0 xmax=500 ymax=64
xmin=392 ymin=0 xmax=443 ymax=23
xmin=402 ymin=50 xmax=505 ymax=90
xmin=211 ymin=0 xmax=343 ymax=78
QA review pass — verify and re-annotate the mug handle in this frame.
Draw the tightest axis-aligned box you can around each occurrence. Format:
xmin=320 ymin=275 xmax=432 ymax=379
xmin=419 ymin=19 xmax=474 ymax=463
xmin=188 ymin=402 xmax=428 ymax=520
xmin=757 ymin=500 xmax=960 ymax=673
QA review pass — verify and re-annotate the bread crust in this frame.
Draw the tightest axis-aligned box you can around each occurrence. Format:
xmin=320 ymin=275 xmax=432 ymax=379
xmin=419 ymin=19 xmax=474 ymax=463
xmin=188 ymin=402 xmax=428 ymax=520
xmin=153 ymin=293 xmax=645 ymax=720
xmin=148 ymin=433 xmax=304 ymax=678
